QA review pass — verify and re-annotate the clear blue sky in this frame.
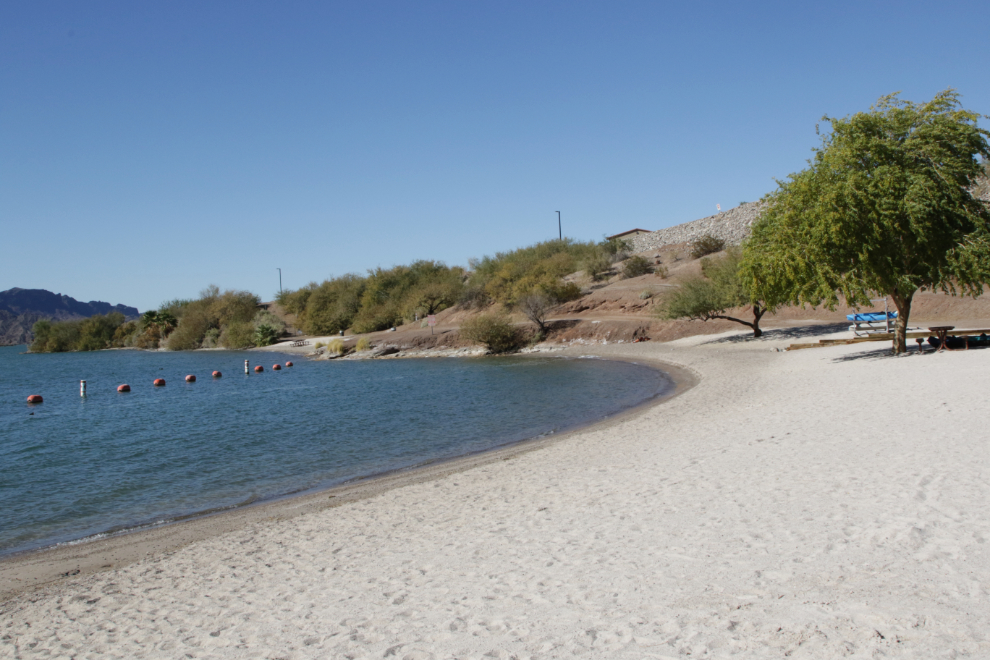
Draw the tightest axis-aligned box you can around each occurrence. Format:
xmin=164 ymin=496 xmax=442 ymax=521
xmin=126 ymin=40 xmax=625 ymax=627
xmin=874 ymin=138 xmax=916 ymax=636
xmin=2 ymin=1 xmax=987 ymax=311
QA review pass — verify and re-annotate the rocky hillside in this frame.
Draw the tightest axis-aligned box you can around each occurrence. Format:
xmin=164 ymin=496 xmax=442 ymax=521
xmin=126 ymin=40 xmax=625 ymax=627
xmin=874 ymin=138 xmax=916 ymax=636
xmin=627 ymin=202 xmax=765 ymax=253
xmin=0 ymin=288 xmax=139 ymax=346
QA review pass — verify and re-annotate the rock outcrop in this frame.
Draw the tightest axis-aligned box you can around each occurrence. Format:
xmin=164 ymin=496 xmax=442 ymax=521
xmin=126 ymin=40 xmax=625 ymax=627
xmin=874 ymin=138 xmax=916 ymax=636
xmin=628 ymin=202 xmax=765 ymax=254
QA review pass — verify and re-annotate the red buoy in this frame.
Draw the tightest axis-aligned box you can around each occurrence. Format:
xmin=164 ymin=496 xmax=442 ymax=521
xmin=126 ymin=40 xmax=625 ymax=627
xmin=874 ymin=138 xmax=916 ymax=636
xmin=154 ymin=378 xmax=166 ymax=387
xmin=285 ymin=361 xmax=293 ymax=367
xmin=185 ymin=375 xmax=196 ymax=383
xmin=117 ymin=384 xmax=131 ymax=393
xmin=254 ymin=365 xmax=264 ymax=372
xmin=272 ymin=364 xmax=282 ymax=371
xmin=212 ymin=371 xmax=222 ymax=378
xmin=26 ymin=394 xmax=43 ymax=404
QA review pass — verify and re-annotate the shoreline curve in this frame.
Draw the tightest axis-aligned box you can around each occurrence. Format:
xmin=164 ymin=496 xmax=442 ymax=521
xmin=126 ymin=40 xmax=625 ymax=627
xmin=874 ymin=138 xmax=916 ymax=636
xmin=0 ymin=353 xmax=698 ymax=601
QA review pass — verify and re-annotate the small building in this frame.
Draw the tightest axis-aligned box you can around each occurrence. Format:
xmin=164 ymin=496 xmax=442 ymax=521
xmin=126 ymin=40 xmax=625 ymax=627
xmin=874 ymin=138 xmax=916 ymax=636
xmin=606 ymin=228 xmax=652 ymax=241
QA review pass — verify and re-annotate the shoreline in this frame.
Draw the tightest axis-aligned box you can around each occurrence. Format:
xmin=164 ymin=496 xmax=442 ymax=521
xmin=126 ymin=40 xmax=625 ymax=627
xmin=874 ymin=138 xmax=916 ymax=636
xmin=5 ymin=326 xmax=990 ymax=656
xmin=0 ymin=353 xmax=698 ymax=601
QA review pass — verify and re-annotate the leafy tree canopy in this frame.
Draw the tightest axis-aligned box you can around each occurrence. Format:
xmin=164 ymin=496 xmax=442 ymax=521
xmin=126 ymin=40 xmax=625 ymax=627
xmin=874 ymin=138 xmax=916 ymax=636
xmin=740 ymin=90 xmax=990 ymax=352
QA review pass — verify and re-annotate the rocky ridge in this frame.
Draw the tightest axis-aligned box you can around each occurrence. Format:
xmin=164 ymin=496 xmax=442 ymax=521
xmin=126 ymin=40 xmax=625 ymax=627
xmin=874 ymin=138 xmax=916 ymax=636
xmin=628 ymin=201 xmax=765 ymax=253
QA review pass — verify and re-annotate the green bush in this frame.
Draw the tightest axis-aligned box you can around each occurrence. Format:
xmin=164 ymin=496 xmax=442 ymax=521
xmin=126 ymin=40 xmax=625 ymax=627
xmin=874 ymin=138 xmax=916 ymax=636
xmin=690 ymin=234 xmax=726 ymax=259
xmin=254 ymin=324 xmax=281 ymax=347
xmin=163 ymin=286 xmax=260 ymax=350
xmin=30 ymin=313 xmax=130 ymax=353
xmin=352 ymin=261 xmax=465 ymax=333
xmin=165 ymin=310 xmax=210 ymax=350
xmin=469 ymin=239 xmax=598 ymax=305
xmin=301 ymin=274 xmax=365 ymax=335
xmin=201 ymin=327 xmax=221 ymax=348
xmin=252 ymin=309 xmax=286 ymax=347
xmin=600 ymin=236 xmax=632 ymax=261
xmin=219 ymin=320 xmax=255 ymax=349
xmin=459 ymin=311 xmax=523 ymax=354
xmin=622 ymin=255 xmax=654 ymax=278
xmin=584 ymin=251 xmax=613 ymax=281
xmin=531 ymin=280 xmax=578 ymax=303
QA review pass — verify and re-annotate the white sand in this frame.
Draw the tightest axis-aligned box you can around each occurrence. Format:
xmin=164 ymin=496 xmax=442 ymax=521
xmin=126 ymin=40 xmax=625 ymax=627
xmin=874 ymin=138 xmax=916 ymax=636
xmin=3 ymin=329 xmax=990 ymax=658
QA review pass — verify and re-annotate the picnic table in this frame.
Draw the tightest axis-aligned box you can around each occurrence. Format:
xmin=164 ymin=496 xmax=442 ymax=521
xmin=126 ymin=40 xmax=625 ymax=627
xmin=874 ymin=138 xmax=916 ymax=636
xmin=848 ymin=312 xmax=897 ymax=336
xmin=290 ymin=339 xmax=310 ymax=347
xmin=928 ymin=326 xmax=955 ymax=352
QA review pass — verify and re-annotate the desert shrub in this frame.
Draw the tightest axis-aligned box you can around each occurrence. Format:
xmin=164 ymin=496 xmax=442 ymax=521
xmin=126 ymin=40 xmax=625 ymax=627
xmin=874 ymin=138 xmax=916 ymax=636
xmin=469 ymin=239 xmax=598 ymax=305
xmin=276 ymin=285 xmax=314 ymax=319
xmin=639 ymin=290 xmax=653 ymax=300
xmin=355 ymin=336 xmax=372 ymax=351
xmin=165 ymin=309 xmax=211 ymax=350
xmin=303 ymin=274 xmax=366 ymax=335
xmin=458 ymin=283 xmax=490 ymax=308
xmin=600 ymin=236 xmax=632 ymax=262
xmin=112 ymin=321 xmax=139 ymax=347
xmin=31 ymin=314 xmax=130 ymax=352
xmin=163 ymin=286 xmax=260 ymax=350
xmin=252 ymin=309 xmax=286 ymax=347
xmin=133 ymin=325 xmax=161 ymax=349
xmin=327 ymin=338 xmax=345 ymax=355
xmin=314 ymin=341 xmax=325 ymax=349
xmin=655 ymin=264 xmax=669 ymax=279
xmin=30 ymin=320 xmax=52 ymax=351
xmin=30 ymin=319 xmax=80 ymax=352
xmin=519 ymin=291 xmax=556 ymax=336
xmin=622 ymin=255 xmax=654 ymax=278
xmin=350 ymin=261 xmax=465 ymax=333
xmin=548 ymin=281 xmax=582 ymax=302
xmin=201 ymin=327 xmax=221 ymax=348
xmin=584 ymin=251 xmax=613 ymax=281
xmin=219 ymin=320 xmax=254 ymax=349
xmin=459 ymin=311 xmax=523 ymax=354
xmin=690 ymin=234 xmax=726 ymax=259
xmin=403 ymin=263 xmax=465 ymax=315
xmin=254 ymin=324 xmax=281 ymax=347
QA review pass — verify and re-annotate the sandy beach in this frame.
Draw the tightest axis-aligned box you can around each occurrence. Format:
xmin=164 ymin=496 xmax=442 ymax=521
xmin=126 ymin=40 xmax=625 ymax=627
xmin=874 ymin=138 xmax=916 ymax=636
xmin=3 ymin=327 xmax=990 ymax=658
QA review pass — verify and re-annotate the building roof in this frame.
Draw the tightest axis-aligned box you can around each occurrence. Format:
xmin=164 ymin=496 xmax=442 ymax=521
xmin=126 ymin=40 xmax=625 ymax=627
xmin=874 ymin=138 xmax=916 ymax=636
xmin=606 ymin=228 xmax=652 ymax=240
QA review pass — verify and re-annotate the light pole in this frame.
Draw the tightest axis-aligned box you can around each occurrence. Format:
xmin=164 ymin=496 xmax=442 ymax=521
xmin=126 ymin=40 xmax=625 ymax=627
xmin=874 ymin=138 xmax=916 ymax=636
xmin=277 ymin=268 xmax=282 ymax=294
xmin=556 ymin=211 xmax=561 ymax=240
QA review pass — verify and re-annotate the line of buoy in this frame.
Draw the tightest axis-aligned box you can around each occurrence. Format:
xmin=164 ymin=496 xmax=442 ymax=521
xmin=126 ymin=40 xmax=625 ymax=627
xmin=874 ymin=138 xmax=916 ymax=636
xmin=30 ymin=361 xmax=294 ymax=403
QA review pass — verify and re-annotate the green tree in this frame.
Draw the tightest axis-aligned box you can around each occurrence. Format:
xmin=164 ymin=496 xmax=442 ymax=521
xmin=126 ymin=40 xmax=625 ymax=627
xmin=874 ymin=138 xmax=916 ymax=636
xmin=662 ymin=247 xmax=773 ymax=337
xmin=740 ymin=90 xmax=990 ymax=353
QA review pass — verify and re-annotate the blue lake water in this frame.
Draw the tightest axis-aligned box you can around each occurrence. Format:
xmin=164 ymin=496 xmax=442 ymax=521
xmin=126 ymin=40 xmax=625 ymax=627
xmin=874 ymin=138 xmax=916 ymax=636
xmin=0 ymin=346 xmax=671 ymax=556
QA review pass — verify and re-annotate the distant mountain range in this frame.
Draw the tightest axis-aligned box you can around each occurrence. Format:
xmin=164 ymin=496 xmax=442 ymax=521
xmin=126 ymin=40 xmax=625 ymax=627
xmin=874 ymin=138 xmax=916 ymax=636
xmin=0 ymin=288 xmax=140 ymax=346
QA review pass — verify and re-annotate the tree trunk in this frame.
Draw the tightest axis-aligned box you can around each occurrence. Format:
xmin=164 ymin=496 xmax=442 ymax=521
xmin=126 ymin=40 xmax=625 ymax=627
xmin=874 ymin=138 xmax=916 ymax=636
xmin=888 ymin=290 xmax=914 ymax=354
xmin=752 ymin=304 xmax=765 ymax=338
